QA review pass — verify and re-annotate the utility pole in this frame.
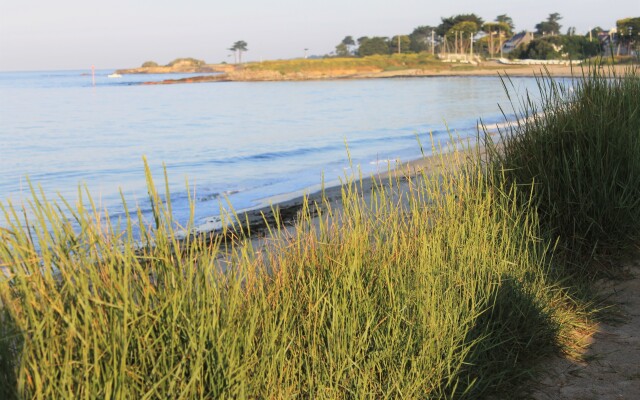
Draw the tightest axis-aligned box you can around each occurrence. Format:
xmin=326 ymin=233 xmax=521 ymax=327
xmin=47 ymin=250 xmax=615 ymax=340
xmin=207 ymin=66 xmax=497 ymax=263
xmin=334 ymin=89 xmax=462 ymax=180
xmin=431 ymin=30 xmax=435 ymax=55
xmin=470 ymin=32 xmax=474 ymax=58
xmin=489 ymin=31 xmax=494 ymax=58
xmin=398 ymin=35 xmax=401 ymax=54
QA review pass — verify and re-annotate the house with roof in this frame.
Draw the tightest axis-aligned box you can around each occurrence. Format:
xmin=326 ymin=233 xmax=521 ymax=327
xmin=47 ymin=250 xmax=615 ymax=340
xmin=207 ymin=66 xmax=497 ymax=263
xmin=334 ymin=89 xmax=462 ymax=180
xmin=501 ymin=31 xmax=535 ymax=54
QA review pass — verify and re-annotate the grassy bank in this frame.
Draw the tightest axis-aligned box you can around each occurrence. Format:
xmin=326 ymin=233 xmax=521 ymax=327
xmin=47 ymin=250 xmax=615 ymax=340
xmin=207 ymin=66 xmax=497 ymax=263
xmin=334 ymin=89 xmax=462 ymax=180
xmin=244 ymin=53 xmax=443 ymax=74
xmin=0 ymin=67 xmax=638 ymax=398
xmin=486 ymin=67 xmax=640 ymax=272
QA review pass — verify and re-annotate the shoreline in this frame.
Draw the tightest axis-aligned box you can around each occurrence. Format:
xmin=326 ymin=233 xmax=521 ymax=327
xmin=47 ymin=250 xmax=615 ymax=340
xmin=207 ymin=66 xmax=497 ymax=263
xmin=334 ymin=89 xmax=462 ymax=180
xmin=189 ymin=118 xmax=515 ymax=241
xmin=184 ymin=118 xmax=518 ymax=243
xmin=187 ymin=134 xmax=483 ymax=244
xmin=140 ymin=63 xmax=634 ymax=85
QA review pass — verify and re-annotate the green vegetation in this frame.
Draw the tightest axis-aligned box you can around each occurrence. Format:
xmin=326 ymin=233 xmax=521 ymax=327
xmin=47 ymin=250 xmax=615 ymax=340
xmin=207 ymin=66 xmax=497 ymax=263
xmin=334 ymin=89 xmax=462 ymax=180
xmin=346 ymin=13 xmax=492 ymax=58
xmin=514 ymin=35 xmax=601 ymax=60
xmin=409 ymin=26 xmax=437 ymax=53
xmin=335 ymin=36 xmax=356 ymax=57
xmin=141 ymin=61 xmax=159 ymax=68
xmin=228 ymin=40 xmax=249 ymax=64
xmin=535 ymin=13 xmax=563 ymax=36
xmin=481 ymin=21 xmax=513 ymax=57
xmin=592 ymin=55 xmax=640 ymax=65
xmin=329 ymin=13 xmax=635 ymax=61
xmin=0 ymin=67 xmax=638 ymax=398
xmin=0 ymin=149 xmax=581 ymax=399
xmin=166 ymin=57 xmax=206 ymax=67
xmin=245 ymin=53 xmax=442 ymax=74
xmin=388 ymin=35 xmax=412 ymax=54
xmin=435 ymin=14 xmax=484 ymax=37
xmin=357 ymin=36 xmax=392 ymax=56
xmin=486 ymin=67 xmax=640 ymax=270
xmin=616 ymin=17 xmax=640 ymax=55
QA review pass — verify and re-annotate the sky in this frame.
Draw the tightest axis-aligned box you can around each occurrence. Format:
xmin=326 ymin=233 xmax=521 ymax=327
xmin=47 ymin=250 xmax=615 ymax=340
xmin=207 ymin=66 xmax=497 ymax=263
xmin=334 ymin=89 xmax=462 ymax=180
xmin=0 ymin=0 xmax=638 ymax=71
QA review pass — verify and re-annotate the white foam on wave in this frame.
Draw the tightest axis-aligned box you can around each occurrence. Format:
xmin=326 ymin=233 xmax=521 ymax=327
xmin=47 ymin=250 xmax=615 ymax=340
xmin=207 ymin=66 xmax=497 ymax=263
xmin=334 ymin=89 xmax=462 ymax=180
xmin=369 ymin=159 xmax=400 ymax=166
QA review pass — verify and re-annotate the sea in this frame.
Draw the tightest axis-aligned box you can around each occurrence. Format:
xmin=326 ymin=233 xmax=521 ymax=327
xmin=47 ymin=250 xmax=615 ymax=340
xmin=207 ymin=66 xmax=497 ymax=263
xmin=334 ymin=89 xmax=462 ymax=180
xmin=0 ymin=69 xmax=542 ymax=231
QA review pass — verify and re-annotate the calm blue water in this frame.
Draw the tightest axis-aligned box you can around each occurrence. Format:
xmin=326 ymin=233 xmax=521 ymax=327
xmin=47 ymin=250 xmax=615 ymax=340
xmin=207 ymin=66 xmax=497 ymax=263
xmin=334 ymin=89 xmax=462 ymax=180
xmin=0 ymin=69 xmax=539 ymax=229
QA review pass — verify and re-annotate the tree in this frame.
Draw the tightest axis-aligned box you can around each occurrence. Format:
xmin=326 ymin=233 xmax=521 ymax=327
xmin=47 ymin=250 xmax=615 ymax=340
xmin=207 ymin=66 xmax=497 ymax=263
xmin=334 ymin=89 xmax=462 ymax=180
xmin=342 ymin=36 xmax=355 ymax=47
xmin=560 ymin=36 xmax=601 ymax=58
xmin=516 ymin=36 xmax=600 ymax=60
xmin=587 ymin=26 xmax=604 ymax=40
xmin=535 ymin=13 xmax=562 ymax=36
xmin=409 ymin=25 xmax=437 ymax=53
xmin=446 ymin=21 xmax=479 ymax=54
xmin=495 ymin=14 xmax=515 ymax=32
xmin=482 ymin=21 xmax=512 ymax=57
xmin=336 ymin=36 xmax=356 ymax=56
xmin=335 ymin=43 xmax=350 ymax=57
xmin=389 ymin=35 xmax=411 ymax=54
xmin=436 ymin=14 xmax=484 ymax=54
xmin=228 ymin=40 xmax=248 ymax=64
xmin=521 ymin=39 xmax=560 ymax=59
xmin=436 ymin=14 xmax=484 ymax=37
xmin=357 ymin=37 xmax=390 ymax=56
xmin=617 ymin=17 xmax=640 ymax=55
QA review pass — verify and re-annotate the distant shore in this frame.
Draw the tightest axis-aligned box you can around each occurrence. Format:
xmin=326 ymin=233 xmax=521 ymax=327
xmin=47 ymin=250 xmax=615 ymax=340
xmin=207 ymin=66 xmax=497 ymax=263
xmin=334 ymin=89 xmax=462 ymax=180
xmin=134 ymin=62 xmax=633 ymax=85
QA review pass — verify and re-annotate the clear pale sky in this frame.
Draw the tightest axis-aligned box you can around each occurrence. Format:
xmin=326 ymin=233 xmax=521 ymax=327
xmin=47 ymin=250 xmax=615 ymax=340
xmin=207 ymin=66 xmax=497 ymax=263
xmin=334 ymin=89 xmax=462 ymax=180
xmin=1 ymin=0 xmax=638 ymax=71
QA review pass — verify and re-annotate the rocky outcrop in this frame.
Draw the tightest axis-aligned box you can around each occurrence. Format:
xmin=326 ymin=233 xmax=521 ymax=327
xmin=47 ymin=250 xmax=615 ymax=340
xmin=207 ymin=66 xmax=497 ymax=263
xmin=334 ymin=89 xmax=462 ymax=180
xmin=117 ymin=61 xmax=234 ymax=75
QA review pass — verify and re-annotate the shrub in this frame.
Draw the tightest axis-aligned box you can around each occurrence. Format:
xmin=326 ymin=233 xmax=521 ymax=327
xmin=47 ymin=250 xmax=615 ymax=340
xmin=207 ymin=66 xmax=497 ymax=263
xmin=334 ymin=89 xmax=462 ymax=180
xmin=515 ymin=36 xmax=601 ymax=60
xmin=166 ymin=57 xmax=206 ymax=67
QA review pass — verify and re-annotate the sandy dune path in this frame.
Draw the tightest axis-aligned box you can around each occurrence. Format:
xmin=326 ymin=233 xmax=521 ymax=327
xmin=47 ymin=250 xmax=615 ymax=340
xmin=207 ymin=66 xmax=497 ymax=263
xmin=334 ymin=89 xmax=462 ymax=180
xmin=531 ymin=261 xmax=640 ymax=399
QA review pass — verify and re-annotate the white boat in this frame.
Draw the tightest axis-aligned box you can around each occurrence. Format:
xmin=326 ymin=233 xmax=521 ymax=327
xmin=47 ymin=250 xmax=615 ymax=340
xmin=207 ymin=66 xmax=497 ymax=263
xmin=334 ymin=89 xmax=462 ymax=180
xmin=107 ymin=73 xmax=122 ymax=78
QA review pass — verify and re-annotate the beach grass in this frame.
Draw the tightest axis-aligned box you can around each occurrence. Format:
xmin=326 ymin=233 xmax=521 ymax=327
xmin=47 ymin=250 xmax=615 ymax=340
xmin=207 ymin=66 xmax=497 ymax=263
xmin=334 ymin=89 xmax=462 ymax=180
xmin=0 ymin=66 xmax=637 ymax=398
xmin=0 ymin=158 xmax=578 ymax=399
xmin=485 ymin=66 xmax=640 ymax=273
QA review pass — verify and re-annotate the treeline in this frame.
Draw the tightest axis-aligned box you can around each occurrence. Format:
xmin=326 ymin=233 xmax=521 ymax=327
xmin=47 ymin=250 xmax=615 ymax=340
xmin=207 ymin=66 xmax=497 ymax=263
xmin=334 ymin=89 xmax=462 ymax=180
xmin=335 ymin=13 xmax=637 ymax=60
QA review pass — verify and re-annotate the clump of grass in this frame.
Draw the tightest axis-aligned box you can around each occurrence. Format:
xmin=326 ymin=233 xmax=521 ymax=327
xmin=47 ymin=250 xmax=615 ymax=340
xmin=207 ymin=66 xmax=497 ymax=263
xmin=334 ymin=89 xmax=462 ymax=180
xmin=485 ymin=66 xmax=640 ymax=272
xmin=0 ymin=147 xmax=582 ymax=397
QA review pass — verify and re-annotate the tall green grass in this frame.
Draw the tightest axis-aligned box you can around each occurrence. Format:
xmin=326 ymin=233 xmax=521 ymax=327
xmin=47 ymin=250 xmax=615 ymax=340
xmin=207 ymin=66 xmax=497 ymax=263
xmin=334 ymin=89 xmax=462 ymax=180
xmin=0 ymin=156 xmax=583 ymax=398
xmin=245 ymin=53 xmax=442 ymax=74
xmin=485 ymin=66 xmax=640 ymax=272
xmin=1 ymin=66 xmax=637 ymax=398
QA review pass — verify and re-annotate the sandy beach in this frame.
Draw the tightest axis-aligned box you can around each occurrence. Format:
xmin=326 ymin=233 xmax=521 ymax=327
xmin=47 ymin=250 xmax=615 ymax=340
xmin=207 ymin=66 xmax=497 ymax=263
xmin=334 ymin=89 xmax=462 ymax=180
xmin=529 ymin=260 xmax=640 ymax=399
